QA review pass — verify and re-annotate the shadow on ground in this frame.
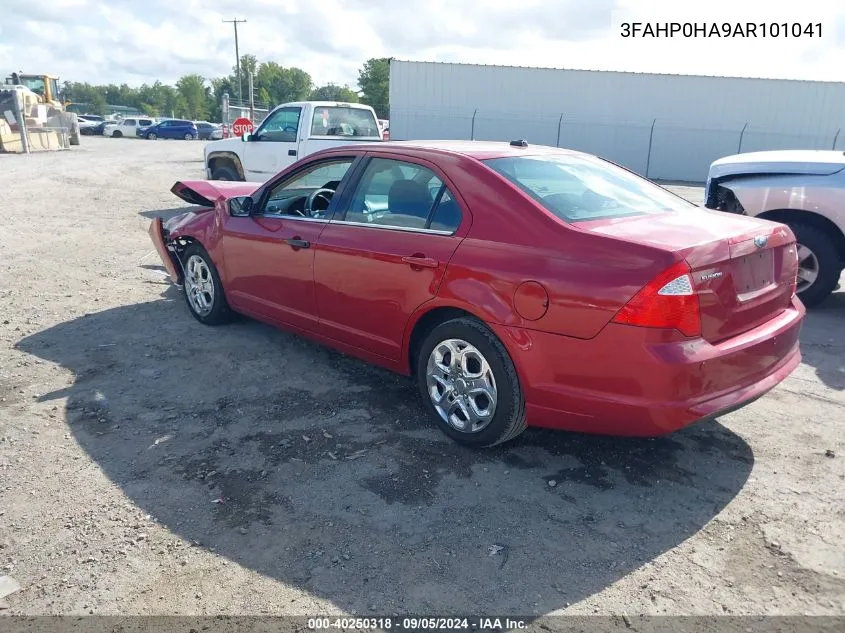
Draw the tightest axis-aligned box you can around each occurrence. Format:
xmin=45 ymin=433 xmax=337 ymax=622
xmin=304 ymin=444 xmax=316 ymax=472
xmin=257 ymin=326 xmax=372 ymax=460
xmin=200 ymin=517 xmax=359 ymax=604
xmin=798 ymin=289 xmax=845 ymax=391
xmin=16 ymin=290 xmax=754 ymax=614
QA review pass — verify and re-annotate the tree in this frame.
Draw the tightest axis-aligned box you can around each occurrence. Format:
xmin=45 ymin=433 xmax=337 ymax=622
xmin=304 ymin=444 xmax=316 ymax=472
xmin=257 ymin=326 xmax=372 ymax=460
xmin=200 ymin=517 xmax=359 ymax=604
xmin=89 ymin=92 xmax=107 ymax=116
xmin=310 ymin=83 xmax=359 ymax=102
xmin=235 ymin=54 xmax=259 ymax=79
xmin=255 ymin=62 xmax=312 ymax=105
xmin=176 ymin=74 xmax=209 ymax=120
xmin=357 ymin=58 xmax=389 ymax=118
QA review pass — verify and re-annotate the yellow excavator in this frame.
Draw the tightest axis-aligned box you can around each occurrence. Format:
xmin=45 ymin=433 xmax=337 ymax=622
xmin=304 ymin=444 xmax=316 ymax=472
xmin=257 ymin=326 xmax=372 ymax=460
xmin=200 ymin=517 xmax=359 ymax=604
xmin=2 ymin=72 xmax=80 ymax=147
xmin=4 ymin=72 xmax=67 ymax=110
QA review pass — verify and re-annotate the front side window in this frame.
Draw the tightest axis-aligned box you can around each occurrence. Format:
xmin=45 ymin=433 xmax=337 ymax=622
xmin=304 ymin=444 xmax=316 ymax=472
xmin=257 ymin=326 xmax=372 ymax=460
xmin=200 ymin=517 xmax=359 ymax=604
xmin=124 ymin=119 xmax=137 ymax=126
xmin=484 ymin=155 xmax=696 ymax=222
xmin=262 ymin=159 xmax=355 ymax=218
xmin=344 ymin=158 xmax=461 ymax=232
xmin=310 ymin=106 xmax=380 ymax=138
xmin=255 ymin=107 xmax=301 ymax=142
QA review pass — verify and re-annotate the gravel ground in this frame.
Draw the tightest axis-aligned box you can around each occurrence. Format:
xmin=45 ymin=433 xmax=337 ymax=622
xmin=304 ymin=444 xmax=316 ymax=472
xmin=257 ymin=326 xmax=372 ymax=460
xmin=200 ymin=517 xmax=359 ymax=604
xmin=0 ymin=138 xmax=843 ymax=617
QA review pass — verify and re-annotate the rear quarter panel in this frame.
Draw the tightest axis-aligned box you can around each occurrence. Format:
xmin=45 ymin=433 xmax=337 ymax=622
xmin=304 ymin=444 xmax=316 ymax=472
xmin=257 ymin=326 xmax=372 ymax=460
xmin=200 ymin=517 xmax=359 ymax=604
xmin=400 ymin=153 xmax=678 ymax=365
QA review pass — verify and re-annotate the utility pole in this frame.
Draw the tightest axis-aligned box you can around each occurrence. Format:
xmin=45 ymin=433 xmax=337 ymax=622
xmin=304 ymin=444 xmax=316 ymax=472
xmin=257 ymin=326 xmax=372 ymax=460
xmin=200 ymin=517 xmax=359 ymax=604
xmin=222 ymin=18 xmax=247 ymax=103
xmin=248 ymin=72 xmax=255 ymax=122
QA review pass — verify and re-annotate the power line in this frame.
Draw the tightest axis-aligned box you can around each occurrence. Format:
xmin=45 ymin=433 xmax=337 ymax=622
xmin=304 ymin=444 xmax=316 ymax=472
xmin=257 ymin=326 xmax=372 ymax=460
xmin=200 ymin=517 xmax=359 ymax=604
xmin=222 ymin=18 xmax=247 ymax=102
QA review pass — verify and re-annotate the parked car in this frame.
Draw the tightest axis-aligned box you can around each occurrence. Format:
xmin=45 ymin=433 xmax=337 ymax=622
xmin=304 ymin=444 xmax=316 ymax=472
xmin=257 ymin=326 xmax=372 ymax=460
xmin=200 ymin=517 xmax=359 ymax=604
xmin=77 ymin=116 xmax=103 ymax=133
xmin=142 ymin=119 xmax=198 ymax=140
xmin=81 ymin=120 xmax=109 ymax=136
xmin=705 ymin=150 xmax=845 ymax=306
xmin=204 ymin=101 xmax=382 ymax=182
xmin=209 ymin=126 xmax=224 ymax=140
xmin=149 ymin=140 xmax=804 ymax=447
xmin=195 ymin=121 xmax=220 ymax=140
xmin=104 ymin=117 xmax=155 ymax=138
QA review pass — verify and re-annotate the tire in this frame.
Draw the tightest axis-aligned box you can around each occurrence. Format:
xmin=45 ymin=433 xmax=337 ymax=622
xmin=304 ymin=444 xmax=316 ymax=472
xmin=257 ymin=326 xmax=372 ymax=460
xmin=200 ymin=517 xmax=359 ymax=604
xmin=184 ymin=133 xmax=194 ymax=141
xmin=113 ymin=130 xmax=122 ymax=138
xmin=180 ymin=243 xmax=233 ymax=325
xmin=416 ymin=317 xmax=526 ymax=447
xmin=211 ymin=165 xmax=240 ymax=181
xmin=789 ymin=222 xmax=841 ymax=308
xmin=147 ymin=132 xmax=157 ymax=140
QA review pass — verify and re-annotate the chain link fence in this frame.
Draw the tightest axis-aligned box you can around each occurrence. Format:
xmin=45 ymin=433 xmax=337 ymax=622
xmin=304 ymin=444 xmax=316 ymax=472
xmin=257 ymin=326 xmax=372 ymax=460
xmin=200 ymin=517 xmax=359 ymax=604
xmin=389 ymin=107 xmax=845 ymax=183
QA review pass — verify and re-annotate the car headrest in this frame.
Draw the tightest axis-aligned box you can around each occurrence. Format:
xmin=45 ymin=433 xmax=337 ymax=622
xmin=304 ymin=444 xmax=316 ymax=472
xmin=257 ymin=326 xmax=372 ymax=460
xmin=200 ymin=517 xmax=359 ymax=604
xmin=388 ymin=179 xmax=432 ymax=217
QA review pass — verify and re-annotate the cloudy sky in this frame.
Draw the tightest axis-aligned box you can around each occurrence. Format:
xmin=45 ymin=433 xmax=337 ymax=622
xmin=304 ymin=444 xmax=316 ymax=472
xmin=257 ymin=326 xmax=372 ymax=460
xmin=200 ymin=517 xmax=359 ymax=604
xmin=2 ymin=0 xmax=844 ymax=88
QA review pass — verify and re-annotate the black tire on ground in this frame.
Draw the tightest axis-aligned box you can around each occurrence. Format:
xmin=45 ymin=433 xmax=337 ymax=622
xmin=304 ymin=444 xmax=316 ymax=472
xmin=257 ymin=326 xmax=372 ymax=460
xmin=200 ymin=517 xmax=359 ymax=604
xmin=180 ymin=243 xmax=234 ymax=326
xmin=211 ymin=165 xmax=240 ymax=181
xmin=113 ymin=130 xmax=122 ymax=138
xmin=184 ymin=133 xmax=194 ymax=140
xmin=416 ymin=317 xmax=527 ymax=447
xmin=789 ymin=222 xmax=841 ymax=308
xmin=147 ymin=132 xmax=157 ymax=140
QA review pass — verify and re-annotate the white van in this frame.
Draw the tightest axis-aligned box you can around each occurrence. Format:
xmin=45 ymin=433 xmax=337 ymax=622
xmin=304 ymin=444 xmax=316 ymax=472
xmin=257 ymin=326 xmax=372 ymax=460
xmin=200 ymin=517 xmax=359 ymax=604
xmin=103 ymin=116 xmax=155 ymax=138
xmin=204 ymin=101 xmax=382 ymax=182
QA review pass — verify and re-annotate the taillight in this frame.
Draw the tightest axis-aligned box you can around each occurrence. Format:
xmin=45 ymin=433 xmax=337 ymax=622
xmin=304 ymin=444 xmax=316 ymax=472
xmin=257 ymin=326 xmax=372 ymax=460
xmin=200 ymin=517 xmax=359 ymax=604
xmin=788 ymin=244 xmax=799 ymax=297
xmin=612 ymin=260 xmax=701 ymax=337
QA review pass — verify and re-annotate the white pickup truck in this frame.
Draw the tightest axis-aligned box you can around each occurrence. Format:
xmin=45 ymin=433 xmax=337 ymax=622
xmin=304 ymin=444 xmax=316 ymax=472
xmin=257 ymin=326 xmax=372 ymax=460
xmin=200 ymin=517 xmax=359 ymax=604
xmin=204 ymin=101 xmax=382 ymax=182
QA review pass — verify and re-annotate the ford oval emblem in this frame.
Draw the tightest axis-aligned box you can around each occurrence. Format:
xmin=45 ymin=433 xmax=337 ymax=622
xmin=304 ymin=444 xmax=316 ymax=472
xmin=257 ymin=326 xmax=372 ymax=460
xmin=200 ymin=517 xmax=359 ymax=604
xmin=754 ymin=235 xmax=768 ymax=249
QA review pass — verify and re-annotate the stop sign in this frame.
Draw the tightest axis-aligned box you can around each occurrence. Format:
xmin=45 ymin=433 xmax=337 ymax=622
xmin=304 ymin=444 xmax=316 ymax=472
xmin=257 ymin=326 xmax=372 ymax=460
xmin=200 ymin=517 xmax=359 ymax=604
xmin=232 ymin=117 xmax=254 ymax=137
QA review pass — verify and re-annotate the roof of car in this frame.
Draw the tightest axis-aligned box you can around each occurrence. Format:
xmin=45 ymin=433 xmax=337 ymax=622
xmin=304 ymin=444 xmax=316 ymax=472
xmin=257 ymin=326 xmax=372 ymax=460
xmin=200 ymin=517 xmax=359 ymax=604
xmin=323 ymin=140 xmax=583 ymax=161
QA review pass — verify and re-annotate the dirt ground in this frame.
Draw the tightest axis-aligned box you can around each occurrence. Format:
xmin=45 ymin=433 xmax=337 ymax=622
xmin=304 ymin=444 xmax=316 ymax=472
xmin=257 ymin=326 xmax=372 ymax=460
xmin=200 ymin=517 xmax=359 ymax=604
xmin=0 ymin=138 xmax=843 ymax=617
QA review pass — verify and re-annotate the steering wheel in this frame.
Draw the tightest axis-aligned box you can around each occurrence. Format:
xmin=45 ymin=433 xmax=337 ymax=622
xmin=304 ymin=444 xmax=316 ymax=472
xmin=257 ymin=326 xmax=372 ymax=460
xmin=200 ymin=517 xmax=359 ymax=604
xmin=283 ymin=125 xmax=297 ymax=133
xmin=304 ymin=188 xmax=335 ymax=217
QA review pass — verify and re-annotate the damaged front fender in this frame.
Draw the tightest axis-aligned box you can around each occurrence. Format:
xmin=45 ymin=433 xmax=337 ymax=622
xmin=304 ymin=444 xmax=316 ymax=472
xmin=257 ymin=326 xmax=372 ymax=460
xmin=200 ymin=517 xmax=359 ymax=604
xmin=148 ymin=217 xmax=183 ymax=284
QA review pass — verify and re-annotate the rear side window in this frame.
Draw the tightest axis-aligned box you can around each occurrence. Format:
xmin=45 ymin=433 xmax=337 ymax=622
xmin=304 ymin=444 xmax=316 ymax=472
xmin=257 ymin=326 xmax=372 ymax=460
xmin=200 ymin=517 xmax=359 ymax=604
xmin=139 ymin=119 xmax=153 ymax=126
xmin=310 ymin=107 xmax=380 ymax=138
xmin=483 ymin=155 xmax=695 ymax=222
xmin=429 ymin=189 xmax=462 ymax=233
xmin=344 ymin=158 xmax=462 ymax=233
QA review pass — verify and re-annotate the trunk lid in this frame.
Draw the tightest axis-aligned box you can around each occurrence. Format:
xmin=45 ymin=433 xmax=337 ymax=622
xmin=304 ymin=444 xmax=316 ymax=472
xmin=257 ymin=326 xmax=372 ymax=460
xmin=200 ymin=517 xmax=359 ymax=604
xmin=580 ymin=210 xmax=799 ymax=343
xmin=171 ymin=180 xmax=261 ymax=207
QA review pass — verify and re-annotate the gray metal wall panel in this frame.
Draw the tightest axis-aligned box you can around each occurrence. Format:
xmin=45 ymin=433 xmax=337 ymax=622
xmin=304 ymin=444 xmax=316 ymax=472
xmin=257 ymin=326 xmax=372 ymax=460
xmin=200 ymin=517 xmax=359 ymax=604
xmin=389 ymin=60 xmax=845 ymax=182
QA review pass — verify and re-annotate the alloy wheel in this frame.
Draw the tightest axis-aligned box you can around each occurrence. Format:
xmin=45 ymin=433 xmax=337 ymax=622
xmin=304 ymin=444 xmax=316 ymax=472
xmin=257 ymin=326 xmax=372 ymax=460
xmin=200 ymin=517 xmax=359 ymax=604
xmin=426 ymin=338 xmax=497 ymax=433
xmin=796 ymin=243 xmax=820 ymax=293
xmin=184 ymin=255 xmax=215 ymax=316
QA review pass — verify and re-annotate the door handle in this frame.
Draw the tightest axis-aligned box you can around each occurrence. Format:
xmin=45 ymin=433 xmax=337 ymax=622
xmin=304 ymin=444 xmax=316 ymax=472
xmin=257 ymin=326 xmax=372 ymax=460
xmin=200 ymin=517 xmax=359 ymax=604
xmin=286 ymin=238 xmax=310 ymax=249
xmin=402 ymin=256 xmax=439 ymax=269
xmin=288 ymin=149 xmax=297 ymax=156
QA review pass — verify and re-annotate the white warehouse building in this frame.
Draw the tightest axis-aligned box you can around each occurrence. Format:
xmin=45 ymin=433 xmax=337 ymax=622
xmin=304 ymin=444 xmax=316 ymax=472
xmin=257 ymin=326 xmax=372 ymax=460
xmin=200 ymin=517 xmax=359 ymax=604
xmin=388 ymin=59 xmax=845 ymax=183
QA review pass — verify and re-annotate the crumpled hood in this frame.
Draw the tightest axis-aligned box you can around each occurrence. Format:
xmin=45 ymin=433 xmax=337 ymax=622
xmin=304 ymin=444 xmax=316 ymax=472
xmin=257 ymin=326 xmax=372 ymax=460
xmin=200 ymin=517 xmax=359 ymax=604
xmin=170 ymin=180 xmax=262 ymax=207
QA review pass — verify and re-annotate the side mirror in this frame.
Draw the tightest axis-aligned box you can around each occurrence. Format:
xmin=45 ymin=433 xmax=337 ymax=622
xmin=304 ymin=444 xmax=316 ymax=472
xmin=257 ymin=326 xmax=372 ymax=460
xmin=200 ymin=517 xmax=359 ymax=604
xmin=241 ymin=133 xmax=254 ymax=142
xmin=228 ymin=196 xmax=254 ymax=216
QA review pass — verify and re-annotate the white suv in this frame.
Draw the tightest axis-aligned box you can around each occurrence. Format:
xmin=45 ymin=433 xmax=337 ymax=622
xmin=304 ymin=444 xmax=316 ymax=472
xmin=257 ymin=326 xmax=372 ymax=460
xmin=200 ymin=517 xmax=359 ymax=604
xmin=103 ymin=117 xmax=155 ymax=138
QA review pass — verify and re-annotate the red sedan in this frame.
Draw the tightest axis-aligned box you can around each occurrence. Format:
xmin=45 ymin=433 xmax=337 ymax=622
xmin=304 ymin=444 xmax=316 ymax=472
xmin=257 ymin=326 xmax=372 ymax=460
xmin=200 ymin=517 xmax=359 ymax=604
xmin=150 ymin=140 xmax=805 ymax=446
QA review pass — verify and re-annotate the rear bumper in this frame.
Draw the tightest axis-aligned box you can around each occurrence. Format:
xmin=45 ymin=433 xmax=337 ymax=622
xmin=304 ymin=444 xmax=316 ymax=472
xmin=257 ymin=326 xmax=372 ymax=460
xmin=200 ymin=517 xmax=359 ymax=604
xmin=492 ymin=297 xmax=805 ymax=436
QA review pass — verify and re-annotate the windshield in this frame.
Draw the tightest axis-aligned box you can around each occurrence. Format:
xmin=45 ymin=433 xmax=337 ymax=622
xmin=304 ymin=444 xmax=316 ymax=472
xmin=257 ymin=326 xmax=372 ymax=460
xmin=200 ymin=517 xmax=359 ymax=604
xmin=20 ymin=77 xmax=46 ymax=96
xmin=310 ymin=106 xmax=380 ymax=138
xmin=483 ymin=155 xmax=695 ymax=222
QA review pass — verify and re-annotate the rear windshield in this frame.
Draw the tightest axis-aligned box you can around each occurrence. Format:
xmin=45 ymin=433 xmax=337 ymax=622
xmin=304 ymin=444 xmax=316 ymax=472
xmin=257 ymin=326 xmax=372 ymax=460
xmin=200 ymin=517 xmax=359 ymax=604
xmin=310 ymin=106 xmax=380 ymax=138
xmin=483 ymin=155 xmax=695 ymax=222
